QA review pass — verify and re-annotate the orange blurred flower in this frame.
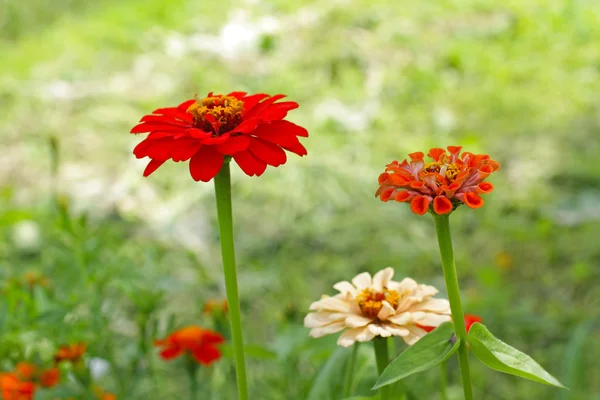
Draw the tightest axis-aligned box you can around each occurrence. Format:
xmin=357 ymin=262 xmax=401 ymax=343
xmin=14 ymin=363 xmax=36 ymax=381
xmin=130 ymin=92 xmax=308 ymax=182
xmin=154 ymin=326 xmax=225 ymax=366
xmin=203 ymin=299 xmax=228 ymax=315
xmin=419 ymin=314 xmax=482 ymax=333
xmin=55 ymin=342 xmax=86 ymax=364
xmin=376 ymin=146 xmax=500 ymax=215
xmin=94 ymin=386 xmax=117 ymax=400
xmin=0 ymin=373 xmax=36 ymax=400
xmin=14 ymin=362 xmax=60 ymax=389
xmin=39 ymin=368 xmax=60 ymax=388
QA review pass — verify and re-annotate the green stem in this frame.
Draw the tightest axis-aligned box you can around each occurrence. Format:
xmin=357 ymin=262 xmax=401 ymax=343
xmin=213 ymin=162 xmax=249 ymax=400
xmin=186 ymin=358 xmax=198 ymax=400
xmin=343 ymin=343 xmax=359 ymax=397
xmin=373 ymin=338 xmax=391 ymax=400
xmin=433 ymin=215 xmax=473 ymax=400
xmin=440 ymin=361 xmax=448 ymax=400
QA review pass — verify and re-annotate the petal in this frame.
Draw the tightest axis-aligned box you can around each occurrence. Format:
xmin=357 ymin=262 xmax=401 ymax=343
xmin=368 ymin=324 xmax=392 ymax=337
xmin=410 ymin=195 xmax=430 ymax=215
xmin=231 ymin=118 xmax=260 ymax=134
xmin=130 ymin=122 xmax=187 ymax=134
xmin=402 ymin=325 xmax=429 ymax=345
xmin=309 ymin=321 xmax=347 ymax=338
xmin=260 ymin=101 xmax=299 ymax=120
xmin=249 ymin=138 xmax=287 ymax=167
xmin=372 ymin=267 xmax=394 ymax=291
xmin=390 ymin=277 xmax=417 ymax=293
xmin=463 ymin=192 xmax=484 ymax=208
xmin=151 ymin=107 xmax=193 ymax=122
xmin=216 ymin=135 xmax=251 ymax=155
xmin=337 ymin=326 xmax=376 ymax=347
xmin=233 ymin=150 xmax=267 ymax=177
xmin=377 ymin=301 xmax=396 ymax=320
xmin=408 ymin=298 xmax=451 ymax=313
xmin=427 ymin=148 xmax=446 ymax=162
xmin=192 ymin=346 xmax=221 ymax=365
xmin=177 ymin=99 xmax=196 ymax=111
xmin=412 ymin=312 xmax=452 ymax=327
xmin=309 ymin=296 xmax=353 ymax=313
xmin=304 ymin=312 xmax=348 ymax=328
xmin=244 ymin=94 xmax=286 ymax=118
xmin=477 ymin=182 xmax=494 ymax=194
xmin=465 ymin=314 xmax=483 ymax=332
xmin=159 ymin=346 xmax=183 ymax=360
xmin=351 ymin=272 xmax=372 ymax=290
xmin=384 ymin=323 xmax=411 ymax=337
xmin=172 ymin=140 xmax=203 ymax=162
xmin=345 ymin=314 xmax=373 ymax=328
xmin=433 ymin=196 xmax=453 ymax=215
xmin=333 ymin=281 xmax=357 ymax=297
xmin=143 ymin=159 xmax=166 ymax=177
xmin=387 ymin=312 xmax=414 ymax=326
xmin=189 ymin=146 xmax=224 ymax=182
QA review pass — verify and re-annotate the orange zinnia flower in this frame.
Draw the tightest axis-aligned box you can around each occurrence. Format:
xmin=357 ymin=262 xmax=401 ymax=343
xmin=54 ymin=342 xmax=86 ymax=364
xmin=376 ymin=146 xmax=500 ymax=215
xmin=130 ymin=92 xmax=308 ymax=182
xmin=14 ymin=362 xmax=60 ymax=389
xmin=154 ymin=326 xmax=225 ymax=366
xmin=39 ymin=368 xmax=60 ymax=388
xmin=94 ymin=386 xmax=117 ymax=400
xmin=0 ymin=373 xmax=36 ymax=400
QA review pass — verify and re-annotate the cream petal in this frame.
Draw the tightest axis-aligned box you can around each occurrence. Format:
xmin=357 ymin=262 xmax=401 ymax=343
xmin=377 ymin=301 xmax=396 ymax=320
xmin=412 ymin=312 xmax=452 ymax=327
xmin=309 ymin=321 xmax=347 ymax=338
xmin=304 ymin=312 xmax=348 ymax=328
xmin=372 ymin=267 xmax=394 ymax=291
xmin=414 ymin=284 xmax=438 ymax=298
xmin=309 ymin=296 xmax=353 ymax=313
xmin=395 ymin=277 xmax=418 ymax=292
xmin=408 ymin=298 xmax=451 ymax=313
xmin=333 ymin=281 xmax=357 ymax=297
xmin=383 ymin=323 xmax=410 ymax=337
xmin=345 ymin=314 xmax=373 ymax=328
xmin=351 ymin=272 xmax=372 ymax=290
xmin=401 ymin=325 xmax=429 ymax=345
xmin=368 ymin=323 xmax=392 ymax=338
xmin=337 ymin=326 xmax=375 ymax=347
xmin=387 ymin=311 xmax=414 ymax=326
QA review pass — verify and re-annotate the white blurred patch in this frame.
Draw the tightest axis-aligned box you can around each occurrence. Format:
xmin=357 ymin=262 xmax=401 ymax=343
xmin=12 ymin=220 xmax=41 ymax=251
xmin=432 ymin=107 xmax=456 ymax=132
xmin=313 ymin=99 xmax=374 ymax=132
xmin=44 ymin=80 xmax=75 ymax=100
xmin=89 ymin=357 xmax=110 ymax=379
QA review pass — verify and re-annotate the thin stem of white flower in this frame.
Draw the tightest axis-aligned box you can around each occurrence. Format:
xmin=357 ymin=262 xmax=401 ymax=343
xmin=373 ymin=337 xmax=391 ymax=400
xmin=343 ymin=343 xmax=359 ymax=397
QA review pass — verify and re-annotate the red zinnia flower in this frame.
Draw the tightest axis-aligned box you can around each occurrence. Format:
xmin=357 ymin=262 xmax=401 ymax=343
xmin=0 ymin=373 xmax=35 ymax=400
xmin=54 ymin=342 xmax=86 ymax=364
xmin=130 ymin=92 xmax=308 ymax=182
xmin=376 ymin=146 xmax=500 ymax=215
xmin=39 ymin=368 xmax=60 ymax=388
xmin=419 ymin=314 xmax=482 ymax=333
xmin=14 ymin=362 xmax=60 ymax=389
xmin=154 ymin=326 xmax=225 ymax=366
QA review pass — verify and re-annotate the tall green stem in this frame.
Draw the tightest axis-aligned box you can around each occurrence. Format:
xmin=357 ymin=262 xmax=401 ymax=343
xmin=214 ymin=162 xmax=248 ymax=400
xmin=440 ymin=361 xmax=448 ymax=400
xmin=373 ymin=338 xmax=391 ymax=400
xmin=186 ymin=357 xmax=199 ymax=400
xmin=433 ymin=215 xmax=473 ymax=400
xmin=343 ymin=343 xmax=359 ymax=397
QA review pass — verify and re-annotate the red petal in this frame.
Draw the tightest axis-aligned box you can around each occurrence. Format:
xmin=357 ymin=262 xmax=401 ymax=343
xmin=159 ymin=347 xmax=183 ymax=360
xmin=410 ymin=195 xmax=430 ymax=215
xmin=249 ymin=138 xmax=287 ymax=167
xmin=244 ymin=94 xmax=286 ymax=118
xmin=177 ymin=99 xmax=196 ymax=111
xmin=216 ymin=135 xmax=251 ymax=155
xmin=241 ymin=93 xmax=270 ymax=113
xmin=253 ymin=121 xmax=306 ymax=149
xmin=231 ymin=118 xmax=260 ymax=134
xmin=130 ymin=122 xmax=186 ymax=134
xmin=143 ymin=159 xmax=166 ymax=177
xmin=226 ymin=91 xmax=248 ymax=98
xmin=172 ymin=139 xmax=203 ymax=162
xmin=427 ymin=148 xmax=446 ymax=162
xmin=192 ymin=346 xmax=221 ymax=366
xmin=145 ymin=138 xmax=176 ymax=161
xmin=464 ymin=315 xmax=483 ymax=332
xmin=260 ymin=101 xmax=299 ymax=121
xmin=233 ymin=151 xmax=267 ymax=177
xmin=433 ymin=196 xmax=453 ymax=215
xmin=202 ymin=331 xmax=225 ymax=345
xmin=151 ymin=107 xmax=193 ymax=122
xmin=189 ymin=146 xmax=224 ymax=182
xmin=463 ymin=192 xmax=484 ymax=208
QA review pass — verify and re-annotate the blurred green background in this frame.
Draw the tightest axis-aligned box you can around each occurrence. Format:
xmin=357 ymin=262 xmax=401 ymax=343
xmin=1 ymin=0 xmax=599 ymax=398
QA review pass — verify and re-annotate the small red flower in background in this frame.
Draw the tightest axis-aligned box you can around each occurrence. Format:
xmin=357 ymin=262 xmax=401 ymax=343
xmin=154 ymin=326 xmax=225 ymax=366
xmin=14 ymin=362 xmax=59 ymax=389
xmin=419 ymin=314 xmax=482 ymax=333
xmin=376 ymin=146 xmax=500 ymax=215
xmin=130 ymin=92 xmax=308 ymax=182
xmin=94 ymin=386 xmax=117 ymax=400
xmin=54 ymin=342 xmax=86 ymax=364
xmin=38 ymin=368 xmax=60 ymax=388
xmin=0 ymin=373 xmax=36 ymax=400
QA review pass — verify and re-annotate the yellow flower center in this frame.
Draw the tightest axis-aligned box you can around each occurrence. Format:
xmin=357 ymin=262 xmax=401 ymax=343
xmin=424 ymin=162 xmax=460 ymax=181
xmin=187 ymin=95 xmax=244 ymax=135
xmin=356 ymin=288 xmax=400 ymax=319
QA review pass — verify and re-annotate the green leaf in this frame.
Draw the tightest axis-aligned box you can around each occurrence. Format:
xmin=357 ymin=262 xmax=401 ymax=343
xmin=467 ymin=322 xmax=566 ymax=388
xmin=373 ymin=322 xmax=458 ymax=389
xmin=307 ymin=347 xmax=351 ymax=400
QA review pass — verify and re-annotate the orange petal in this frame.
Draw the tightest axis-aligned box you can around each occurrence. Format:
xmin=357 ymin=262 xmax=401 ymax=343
xmin=395 ymin=191 xmax=411 ymax=202
xmin=447 ymin=146 xmax=462 ymax=156
xmin=427 ymin=148 xmax=446 ymax=162
xmin=463 ymin=192 xmax=484 ymax=208
xmin=379 ymin=188 xmax=395 ymax=202
xmin=477 ymin=182 xmax=494 ymax=193
xmin=388 ymin=173 xmax=413 ymax=186
xmin=410 ymin=195 xmax=430 ymax=215
xmin=433 ymin=196 xmax=453 ymax=215
xmin=378 ymin=172 xmax=389 ymax=184
xmin=408 ymin=152 xmax=424 ymax=161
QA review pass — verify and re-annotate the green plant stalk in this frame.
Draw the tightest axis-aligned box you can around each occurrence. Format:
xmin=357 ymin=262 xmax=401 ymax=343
xmin=440 ymin=361 xmax=448 ymax=400
xmin=214 ymin=161 xmax=249 ymax=400
xmin=186 ymin=356 xmax=199 ymax=400
xmin=373 ymin=338 xmax=391 ymax=400
xmin=433 ymin=214 xmax=473 ymax=400
xmin=343 ymin=343 xmax=359 ymax=397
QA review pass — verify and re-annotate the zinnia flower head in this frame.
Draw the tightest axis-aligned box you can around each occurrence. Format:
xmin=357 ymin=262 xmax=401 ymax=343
xmin=419 ymin=314 xmax=482 ymax=334
xmin=14 ymin=363 xmax=59 ymax=389
xmin=0 ymin=373 xmax=35 ymax=400
xmin=130 ymin=92 xmax=308 ymax=182
xmin=94 ymin=386 xmax=117 ymax=400
xmin=54 ymin=342 xmax=86 ymax=364
xmin=154 ymin=326 xmax=225 ymax=366
xmin=202 ymin=299 xmax=229 ymax=315
xmin=376 ymin=146 xmax=500 ymax=215
xmin=304 ymin=268 xmax=451 ymax=347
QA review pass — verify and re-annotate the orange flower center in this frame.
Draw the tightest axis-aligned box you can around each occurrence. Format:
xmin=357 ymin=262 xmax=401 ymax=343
xmin=356 ymin=288 xmax=400 ymax=319
xmin=424 ymin=161 xmax=460 ymax=181
xmin=187 ymin=95 xmax=244 ymax=135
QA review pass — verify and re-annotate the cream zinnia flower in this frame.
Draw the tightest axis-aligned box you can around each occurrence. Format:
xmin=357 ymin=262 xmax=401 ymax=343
xmin=304 ymin=268 xmax=451 ymax=347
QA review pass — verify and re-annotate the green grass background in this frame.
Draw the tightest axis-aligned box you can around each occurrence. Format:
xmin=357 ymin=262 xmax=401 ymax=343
xmin=1 ymin=0 xmax=599 ymax=398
